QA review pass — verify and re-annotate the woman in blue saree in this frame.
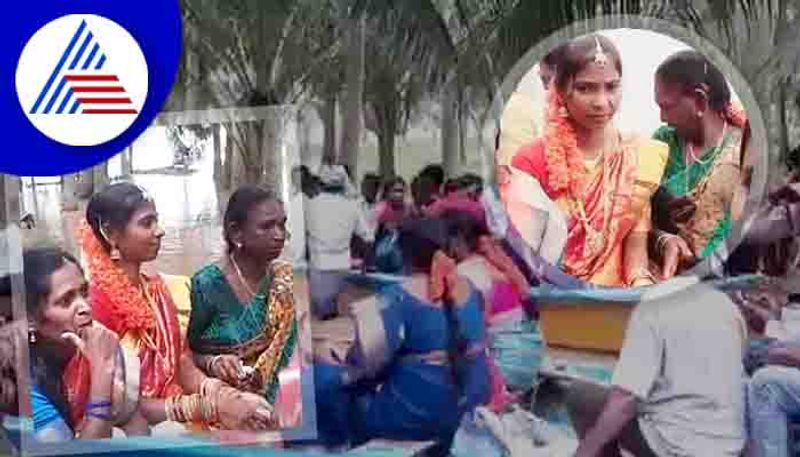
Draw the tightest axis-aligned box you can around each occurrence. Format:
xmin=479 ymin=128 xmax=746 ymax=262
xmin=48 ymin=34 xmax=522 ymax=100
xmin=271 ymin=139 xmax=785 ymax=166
xmin=314 ymin=217 xmax=491 ymax=449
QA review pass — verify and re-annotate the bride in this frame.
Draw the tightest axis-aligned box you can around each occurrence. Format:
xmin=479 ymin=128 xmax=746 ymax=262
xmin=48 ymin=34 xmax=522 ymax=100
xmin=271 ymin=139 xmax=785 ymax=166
xmin=504 ymin=34 xmax=668 ymax=287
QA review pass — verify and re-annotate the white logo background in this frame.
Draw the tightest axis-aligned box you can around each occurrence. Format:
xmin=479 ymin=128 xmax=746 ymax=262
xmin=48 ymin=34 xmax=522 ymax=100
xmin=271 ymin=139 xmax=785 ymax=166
xmin=15 ymin=14 xmax=148 ymax=146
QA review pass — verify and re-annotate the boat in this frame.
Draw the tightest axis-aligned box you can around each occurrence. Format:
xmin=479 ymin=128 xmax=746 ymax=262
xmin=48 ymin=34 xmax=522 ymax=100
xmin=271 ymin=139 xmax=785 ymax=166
xmin=531 ymin=274 xmax=764 ymax=353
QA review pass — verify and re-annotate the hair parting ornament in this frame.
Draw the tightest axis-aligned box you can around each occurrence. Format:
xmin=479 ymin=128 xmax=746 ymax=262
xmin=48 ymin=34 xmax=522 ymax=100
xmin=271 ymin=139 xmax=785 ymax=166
xmin=593 ymin=36 xmax=608 ymax=67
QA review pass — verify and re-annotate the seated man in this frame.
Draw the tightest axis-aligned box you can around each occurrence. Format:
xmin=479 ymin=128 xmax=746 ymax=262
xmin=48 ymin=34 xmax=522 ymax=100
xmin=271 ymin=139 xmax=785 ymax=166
xmin=744 ymin=180 xmax=800 ymax=245
xmin=567 ymin=277 xmax=747 ymax=456
xmin=747 ymin=296 xmax=800 ymax=457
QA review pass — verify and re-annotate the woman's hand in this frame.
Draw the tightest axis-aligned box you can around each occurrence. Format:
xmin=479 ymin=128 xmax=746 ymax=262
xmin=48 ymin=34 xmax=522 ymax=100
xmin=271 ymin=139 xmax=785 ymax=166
xmin=217 ymin=388 xmax=277 ymax=431
xmin=659 ymin=235 xmax=695 ymax=280
xmin=208 ymin=355 xmax=245 ymax=385
xmin=63 ymin=322 xmax=119 ymax=374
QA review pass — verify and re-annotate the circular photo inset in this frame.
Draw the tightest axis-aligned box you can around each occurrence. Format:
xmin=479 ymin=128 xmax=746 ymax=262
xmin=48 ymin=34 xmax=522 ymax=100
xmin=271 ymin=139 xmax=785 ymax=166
xmin=498 ymin=28 xmax=760 ymax=289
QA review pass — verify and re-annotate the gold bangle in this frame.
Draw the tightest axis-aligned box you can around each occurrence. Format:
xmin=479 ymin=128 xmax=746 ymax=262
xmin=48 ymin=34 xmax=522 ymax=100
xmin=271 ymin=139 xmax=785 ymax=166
xmin=188 ymin=395 xmax=201 ymax=422
xmin=627 ymin=268 xmax=655 ymax=287
xmin=206 ymin=355 xmax=223 ymax=374
xmin=174 ymin=395 xmax=185 ymax=423
xmin=656 ymin=232 xmax=673 ymax=254
xmin=200 ymin=377 xmax=225 ymax=397
xmin=165 ymin=396 xmax=174 ymax=422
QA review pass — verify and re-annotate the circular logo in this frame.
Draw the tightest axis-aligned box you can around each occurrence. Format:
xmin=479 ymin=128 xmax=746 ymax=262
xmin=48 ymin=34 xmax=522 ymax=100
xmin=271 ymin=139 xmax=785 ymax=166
xmin=15 ymin=14 xmax=148 ymax=146
xmin=3 ymin=0 xmax=180 ymax=176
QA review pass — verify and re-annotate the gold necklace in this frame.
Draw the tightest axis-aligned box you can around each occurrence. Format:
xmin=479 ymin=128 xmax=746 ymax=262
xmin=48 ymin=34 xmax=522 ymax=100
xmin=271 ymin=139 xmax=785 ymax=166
xmin=686 ymin=121 xmax=728 ymax=166
xmin=683 ymin=121 xmax=728 ymax=193
xmin=574 ymin=136 xmax=617 ymax=256
xmin=230 ymin=253 xmax=259 ymax=300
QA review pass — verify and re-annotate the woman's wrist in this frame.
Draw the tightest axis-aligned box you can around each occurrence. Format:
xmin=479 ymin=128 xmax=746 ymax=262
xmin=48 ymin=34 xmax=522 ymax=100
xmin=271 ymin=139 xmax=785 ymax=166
xmin=88 ymin=366 xmax=114 ymax=399
xmin=85 ymin=399 xmax=114 ymax=422
xmin=165 ymin=390 xmax=222 ymax=424
xmin=626 ymin=267 xmax=656 ymax=287
xmin=205 ymin=354 xmax=223 ymax=374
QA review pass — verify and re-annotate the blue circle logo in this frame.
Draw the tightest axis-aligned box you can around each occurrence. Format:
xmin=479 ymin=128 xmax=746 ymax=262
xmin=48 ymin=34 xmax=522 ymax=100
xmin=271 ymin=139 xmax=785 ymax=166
xmin=4 ymin=1 xmax=181 ymax=176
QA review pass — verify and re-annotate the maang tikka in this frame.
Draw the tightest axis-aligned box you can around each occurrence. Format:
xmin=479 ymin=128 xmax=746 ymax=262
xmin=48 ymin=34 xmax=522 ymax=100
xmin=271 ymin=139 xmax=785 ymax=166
xmin=593 ymin=36 xmax=608 ymax=67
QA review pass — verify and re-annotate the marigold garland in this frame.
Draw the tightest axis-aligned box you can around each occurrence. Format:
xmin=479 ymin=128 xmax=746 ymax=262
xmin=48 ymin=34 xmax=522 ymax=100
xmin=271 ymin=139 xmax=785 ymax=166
xmin=78 ymin=222 xmax=156 ymax=332
xmin=544 ymin=84 xmax=587 ymax=199
xmin=723 ymin=102 xmax=747 ymax=129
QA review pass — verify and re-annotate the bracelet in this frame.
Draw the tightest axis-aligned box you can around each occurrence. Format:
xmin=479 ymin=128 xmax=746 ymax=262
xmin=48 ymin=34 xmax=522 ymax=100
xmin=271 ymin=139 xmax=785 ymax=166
xmin=86 ymin=410 xmax=113 ymax=421
xmin=627 ymin=268 xmax=656 ymax=287
xmin=200 ymin=377 xmax=225 ymax=397
xmin=200 ymin=394 xmax=219 ymax=424
xmin=206 ymin=355 xmax=223 ymax=374
xmin=165 ymin=396 xmax=175 ymax=422
xmin=86 ymin=400 xmax=112 ymax=409
xmin=166 ymin=394 xmax=214 ymax=424
xmin=655 ymin=232 xmax=678 ymax=255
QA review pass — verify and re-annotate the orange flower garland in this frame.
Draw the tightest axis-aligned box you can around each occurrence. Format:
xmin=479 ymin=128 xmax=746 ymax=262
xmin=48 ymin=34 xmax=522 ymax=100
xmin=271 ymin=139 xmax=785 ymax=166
xmin=723 ymin=102 xmax=747 ymax=129
xmin=78 ymin=222 xmax=156 ymax=332
xmin=543 ymin=84 xmax=588 ymax=199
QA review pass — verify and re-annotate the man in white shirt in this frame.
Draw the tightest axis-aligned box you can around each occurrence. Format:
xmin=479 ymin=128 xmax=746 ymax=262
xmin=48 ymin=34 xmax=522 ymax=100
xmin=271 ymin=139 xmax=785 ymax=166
xmin=287 ymin=166 xmax=309 ymax=270
xmin=569 ymin=278 xmax=747 ymax=456
xmin=305 ymin=165 xmax=374 ymax=319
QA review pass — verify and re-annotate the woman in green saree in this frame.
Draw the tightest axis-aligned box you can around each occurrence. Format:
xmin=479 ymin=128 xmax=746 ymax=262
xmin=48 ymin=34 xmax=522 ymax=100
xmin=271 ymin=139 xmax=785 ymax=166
xmin=650 ymin=50 xmax=748 ymax=279
xmin=188 ymin=186 xmax=300 ymax=427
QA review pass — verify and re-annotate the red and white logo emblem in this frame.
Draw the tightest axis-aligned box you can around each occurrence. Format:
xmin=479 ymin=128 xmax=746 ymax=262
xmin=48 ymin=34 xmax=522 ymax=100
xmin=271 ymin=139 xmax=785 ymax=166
xmin=16 ymin=14 xmax=148 ymax=146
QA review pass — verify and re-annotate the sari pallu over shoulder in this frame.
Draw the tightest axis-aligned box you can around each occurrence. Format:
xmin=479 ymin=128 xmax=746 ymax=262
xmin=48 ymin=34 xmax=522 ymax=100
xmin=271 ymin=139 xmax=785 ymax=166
xmin=189 ymin=261 xmax=298 ymax=405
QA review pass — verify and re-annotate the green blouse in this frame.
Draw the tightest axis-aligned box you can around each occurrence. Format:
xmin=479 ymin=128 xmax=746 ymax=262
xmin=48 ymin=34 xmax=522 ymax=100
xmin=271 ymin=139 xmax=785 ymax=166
xmin=653 ymin=125 xmax=735 ymax=259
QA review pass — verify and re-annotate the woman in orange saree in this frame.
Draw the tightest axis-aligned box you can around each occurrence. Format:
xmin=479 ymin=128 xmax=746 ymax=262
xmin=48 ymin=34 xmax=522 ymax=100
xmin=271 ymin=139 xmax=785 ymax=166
xmin=509 ymin=34 xmax=668 ymax=287
xmin=67 ymin=182 xmax=276 ymax=432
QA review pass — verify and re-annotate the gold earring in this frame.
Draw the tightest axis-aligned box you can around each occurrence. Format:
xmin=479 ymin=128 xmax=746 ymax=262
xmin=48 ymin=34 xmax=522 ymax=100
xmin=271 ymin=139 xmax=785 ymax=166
xmin=697 ymin=111 xmax=703 ymax=118
xmin=28 ymin=325 xmax=37 ymax=344
xmin=110 ymin=243 xmax=121 ymax=261
xmin=559 ymin=107 xmax=569 ymax=118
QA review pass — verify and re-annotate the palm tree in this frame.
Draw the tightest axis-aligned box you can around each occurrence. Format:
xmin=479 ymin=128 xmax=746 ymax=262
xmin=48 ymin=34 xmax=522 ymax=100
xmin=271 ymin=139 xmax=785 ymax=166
xmin=178 ymin=0 xmax=342 ymax=190
xmin=174 ymin=0 xmax=799 ymax=188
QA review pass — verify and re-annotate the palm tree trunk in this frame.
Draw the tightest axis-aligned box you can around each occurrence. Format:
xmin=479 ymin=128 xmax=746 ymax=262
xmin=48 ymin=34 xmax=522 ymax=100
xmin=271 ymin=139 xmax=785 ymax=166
xmin=441 ymin=77 xmax=459 ymax=176
xmin=298 ymin=106 xmax=313 ymax=165
xmin=245 ymin=122 xmax=263 ymax=185
xmin=76 ymin=169 xmax=95 ymax=199
xmin=223 ymin=124 xmax=233 ymax=190
xmin=378 ymin=129 xmax=396 ymax=178
xmin=778 ymin=77 xmax=790 ymax=166
xmin=93 ymin=162 xmax=109 ymax=192
xmin=322 ymin=94 xmax=337 ymax=164
xmin=121 ymin=145 xmax=133 ymax=177
xmin=458 ymin=91 xmax=468 ymax=166
xmin=61 ymin=174 xmax=80 ymax=212
xmin=260 ymin=112 xmax=282 ymax=193
xmin=0 ymin=175 xmax=6 ymax=229
xmin=340 ymin=13 xmax=366 ymax=179
xmin=212 ymin=124 xmax=222 ymax=185
xmin=0 ymin=176 xmax=21 ymax=229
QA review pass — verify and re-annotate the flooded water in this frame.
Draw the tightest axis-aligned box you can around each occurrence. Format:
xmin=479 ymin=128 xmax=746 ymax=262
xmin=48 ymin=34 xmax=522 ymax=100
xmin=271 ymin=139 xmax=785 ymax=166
xmin=20 ymin=126 xmax=228 ymax=277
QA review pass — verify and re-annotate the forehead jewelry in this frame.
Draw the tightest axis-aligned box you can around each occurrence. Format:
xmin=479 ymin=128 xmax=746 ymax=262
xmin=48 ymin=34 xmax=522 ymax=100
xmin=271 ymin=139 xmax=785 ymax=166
xmin=136 ymin=184 xmax=154 ymax=203
xmin=593 ymin=36 xmax=608 ymax=67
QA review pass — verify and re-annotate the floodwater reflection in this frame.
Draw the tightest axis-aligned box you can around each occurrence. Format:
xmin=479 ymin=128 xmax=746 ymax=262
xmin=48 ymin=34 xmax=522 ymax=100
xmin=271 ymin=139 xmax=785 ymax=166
xmin=22 ymin=127 xmax=228 ymax=277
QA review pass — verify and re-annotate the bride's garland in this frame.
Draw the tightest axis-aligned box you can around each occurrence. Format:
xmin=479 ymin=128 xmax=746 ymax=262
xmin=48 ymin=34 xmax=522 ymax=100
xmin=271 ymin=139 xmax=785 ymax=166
xmin=543 ymin=85 xmax=587 ymax=199
xmin=78 ymin=222 xmax=156 ymax=333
